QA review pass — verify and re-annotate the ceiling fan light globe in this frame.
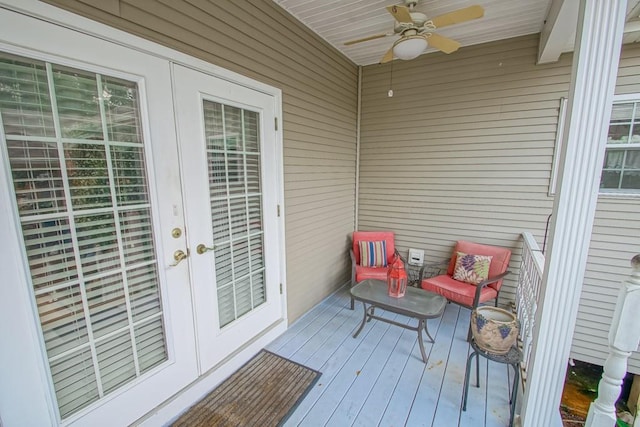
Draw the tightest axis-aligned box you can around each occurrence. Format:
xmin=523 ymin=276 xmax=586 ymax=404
xmin=393 ymin=37 xmax=427 ymax=60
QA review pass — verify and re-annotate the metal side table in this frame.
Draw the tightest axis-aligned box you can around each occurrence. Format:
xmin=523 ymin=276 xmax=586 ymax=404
xmin=462 ymin=339 xmax=523 ymax=427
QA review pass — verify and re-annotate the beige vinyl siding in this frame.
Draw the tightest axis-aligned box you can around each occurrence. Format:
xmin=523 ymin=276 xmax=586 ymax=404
xmin=359 ymin=35 xmax=565 ymax=306
xmin=43 ymin=0 xmax=358 ymax=322
xmin=359 ymin=34 xmax=640 ymax=373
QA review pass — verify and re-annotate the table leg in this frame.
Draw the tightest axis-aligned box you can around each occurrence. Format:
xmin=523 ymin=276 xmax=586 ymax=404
xmin=417 ymin=319 xmax=428 ymax=363
xmin=423 ymin=319 xmax=435 ymax=343
xmin=353 ymin=301 xmax=368 ymax=338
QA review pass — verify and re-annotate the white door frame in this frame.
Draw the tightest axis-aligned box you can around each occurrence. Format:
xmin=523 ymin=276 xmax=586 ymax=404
xmin=0 ymin=1 xmax=287 ymax=426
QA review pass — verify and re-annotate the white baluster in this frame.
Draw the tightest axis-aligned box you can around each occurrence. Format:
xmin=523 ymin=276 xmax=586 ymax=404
xmin=586 ymin=255 xmax=640 ymax=427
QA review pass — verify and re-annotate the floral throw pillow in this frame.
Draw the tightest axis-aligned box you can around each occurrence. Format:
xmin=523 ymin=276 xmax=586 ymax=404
xmin=452 ymin=252 xmax=492 ymax=285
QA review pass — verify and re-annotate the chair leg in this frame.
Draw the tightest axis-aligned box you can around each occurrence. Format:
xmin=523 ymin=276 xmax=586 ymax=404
xmin=475 ymin=349 xmax=480 ymax=387
xmin=509 ymin=363 xmax=519 ymax=427
xmin=462 ymin=350 xmax=478 ymax=411
xmin=350 ymin=295 xmax=354 ymax=310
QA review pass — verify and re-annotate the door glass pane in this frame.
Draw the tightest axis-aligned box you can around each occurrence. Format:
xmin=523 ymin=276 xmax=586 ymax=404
xmin=0 ymin=53 xmax=168 ymax=419
xmin=203 ymin=100 xmax=266 ymax=328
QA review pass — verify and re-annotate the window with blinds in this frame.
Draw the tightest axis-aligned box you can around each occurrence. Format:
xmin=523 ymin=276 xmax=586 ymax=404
xmin=601 ymin=101 xmax=640 ymax=192
xmin=203 ymin=101 xmax=266 ymax=327
xmin=0 ymin=52 xmax=167 ymax=419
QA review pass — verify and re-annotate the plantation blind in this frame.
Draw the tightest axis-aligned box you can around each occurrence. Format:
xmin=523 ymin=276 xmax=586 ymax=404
xmin=203 ymin=100 xmax=266 ymax=327
xmin=0 ymin=52 xmax=167 ymax=419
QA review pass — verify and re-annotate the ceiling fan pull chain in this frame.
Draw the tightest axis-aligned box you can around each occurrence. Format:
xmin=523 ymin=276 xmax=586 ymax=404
xmin=388 ymin=59 xmax=394 ymax=97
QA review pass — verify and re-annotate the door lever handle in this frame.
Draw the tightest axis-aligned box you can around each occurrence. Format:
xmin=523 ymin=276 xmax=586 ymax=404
xmin=169 ymin=249 xmax=189 ymax=267
xmin=196 ymin=243 xmax=215 ymax=255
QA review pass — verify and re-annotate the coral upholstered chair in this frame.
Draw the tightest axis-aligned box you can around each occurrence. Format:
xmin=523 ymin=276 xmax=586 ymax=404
xmin=350 ymin=231 xmax=395 ymax=309
xmin=421 ymin=241 xmax=511 ymax=309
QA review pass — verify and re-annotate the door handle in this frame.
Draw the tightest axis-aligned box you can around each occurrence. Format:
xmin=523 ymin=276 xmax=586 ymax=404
xmin=196 ymin=243 xmax=215 ymax=255
xmin=169 ymin=249 xmax=189 ymax=267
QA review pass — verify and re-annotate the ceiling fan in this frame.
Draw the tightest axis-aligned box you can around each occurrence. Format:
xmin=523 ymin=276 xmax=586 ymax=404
xmin=344 ymin=1 xmax=484 ymax=63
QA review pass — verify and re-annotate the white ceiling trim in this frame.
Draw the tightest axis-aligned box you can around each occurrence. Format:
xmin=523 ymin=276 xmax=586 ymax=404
xmin=537 ymin=0 xmax=580 ymax=64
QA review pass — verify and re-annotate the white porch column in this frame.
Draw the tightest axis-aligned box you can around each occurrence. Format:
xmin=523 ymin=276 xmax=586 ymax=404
xmin=520 ymin=1 xmax=627 ymax=426
xmin=585 ymin=255 xmax=640 ymax=427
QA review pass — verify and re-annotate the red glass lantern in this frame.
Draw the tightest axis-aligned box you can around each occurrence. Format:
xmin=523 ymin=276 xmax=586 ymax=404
xmin=387 ymin=255 xmax=408 ymax=298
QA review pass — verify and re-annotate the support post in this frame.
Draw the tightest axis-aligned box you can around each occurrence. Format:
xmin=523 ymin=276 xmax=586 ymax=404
xmin=520 ymin=1 xmax=627 ymax=426
xmin=585 ymin=255 xmax=640 ymax=427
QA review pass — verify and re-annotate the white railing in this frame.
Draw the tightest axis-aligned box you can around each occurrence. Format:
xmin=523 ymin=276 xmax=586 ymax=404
xmin=516 ymin=232 xmax=545 ymax=384
xmin=585 ymin=254 xmax=640 ymax=427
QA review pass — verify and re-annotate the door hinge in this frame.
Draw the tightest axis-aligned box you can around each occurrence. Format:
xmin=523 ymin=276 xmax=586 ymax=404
xmin=277 ymin=204 xmax=280 ymax=217
xmin=279 ymin=283 xmax=283 ymax=294
xmin=275 ymin=117 xmax=278 ymax=131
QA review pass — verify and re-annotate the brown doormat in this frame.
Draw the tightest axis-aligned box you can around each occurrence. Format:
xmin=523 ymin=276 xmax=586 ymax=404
xmin=171 ymin=350 xmax=321 ymax=427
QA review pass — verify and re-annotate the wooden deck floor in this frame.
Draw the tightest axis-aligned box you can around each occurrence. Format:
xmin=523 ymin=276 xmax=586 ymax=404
xmin=266 ymin=286 xmax=516 ymax=427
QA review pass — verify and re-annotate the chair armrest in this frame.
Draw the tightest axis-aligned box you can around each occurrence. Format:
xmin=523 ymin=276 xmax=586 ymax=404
xmin=472 ymin=270 xmax=512 ymax=308
xmin=478 ymin=270 xmax=511 ymax=288
xmin=420 ymin=259 xmax=450 ymax=280
xmin=350 ymin=249 xmax=357 ymax=285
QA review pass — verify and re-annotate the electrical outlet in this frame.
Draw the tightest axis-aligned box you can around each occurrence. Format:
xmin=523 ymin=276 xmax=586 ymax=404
xmin=408 ymin=248 xmax=424 ymax=266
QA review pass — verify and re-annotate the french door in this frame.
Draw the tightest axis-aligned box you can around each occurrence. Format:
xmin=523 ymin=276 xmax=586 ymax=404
xmin=0 ymin=9 xmax=283 ymax=426
xmin=172 ymin=65 xmax=282 ymax=372
xmin=0 ymin=39 xmax=199 ymax=426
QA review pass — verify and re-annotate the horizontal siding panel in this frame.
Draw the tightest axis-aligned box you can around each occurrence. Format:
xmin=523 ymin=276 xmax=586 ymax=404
xmin=361 ymin=125 xmax=559 ymax=139
xmin=359 ymin=155 xmax=553 ymax=166
xmin=363 ymin=90 xmax=570 ymax=115
xmin=364 ymin=117 xmax=559 ymax=134
xmin=358 ymin=188 xmax=553 ymax=201
xmin=363 ymin=105 xmax=561 ymax=125
xmin=358 ymin=202 xmax=552 ymax=220
xmin=283 ymin=107 xmax=355 ymax=130
xmin=359 ymin=193 xmax=554 ymax=207
xmin=285 ymin=145 xmax=355 ymax=157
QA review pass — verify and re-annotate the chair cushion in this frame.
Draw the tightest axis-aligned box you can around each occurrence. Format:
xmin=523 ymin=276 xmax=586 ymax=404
xmin=355 ymin=265 xmax=388 ymax=283
xmin=359 ymin=240 xmax=388 ymax=267
xmin=421 ymin=275 xmax=498 ymax=308
xmin=446 ymin=241 xmax=512 ymax=292
xmin=452 ymin=252 xmax=492 ymax=285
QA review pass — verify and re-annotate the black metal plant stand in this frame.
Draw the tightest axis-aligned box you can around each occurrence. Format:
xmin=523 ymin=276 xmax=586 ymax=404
xmin=462 ymin=339 xmax=523 ymax=427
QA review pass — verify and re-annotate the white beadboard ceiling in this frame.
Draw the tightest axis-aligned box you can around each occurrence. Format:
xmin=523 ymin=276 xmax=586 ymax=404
xmin=274 ymin=0 xmax=640 ymax=66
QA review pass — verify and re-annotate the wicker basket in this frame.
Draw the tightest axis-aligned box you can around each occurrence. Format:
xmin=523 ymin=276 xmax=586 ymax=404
xmin=470 ymin=307 xmax=519 ymax=355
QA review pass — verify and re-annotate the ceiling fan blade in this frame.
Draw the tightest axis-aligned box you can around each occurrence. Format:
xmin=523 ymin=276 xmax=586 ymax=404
xmin=426 ymin=33 xmax=461 ymax=54
xmin=380 ymin=47 xmax=394 ymax=64
xmin=430 ymin=5 xmax=484 ymax=29
xmin=344 ymin=33 xmax=389 ymax=46
xmin=386 ymin=4 xmax=413 ymax=23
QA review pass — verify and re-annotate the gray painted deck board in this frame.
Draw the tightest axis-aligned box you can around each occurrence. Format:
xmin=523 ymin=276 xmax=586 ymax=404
xmin=266 ymin=286 xmax=514 ymax=427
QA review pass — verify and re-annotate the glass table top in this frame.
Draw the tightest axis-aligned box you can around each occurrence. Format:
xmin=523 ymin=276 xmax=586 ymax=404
xmin=351 ymin=279 xmax=447 ymax=318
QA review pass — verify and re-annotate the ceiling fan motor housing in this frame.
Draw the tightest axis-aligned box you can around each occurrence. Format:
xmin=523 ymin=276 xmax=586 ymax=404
xmin=394 ymin=12 xmax=427 ymax=34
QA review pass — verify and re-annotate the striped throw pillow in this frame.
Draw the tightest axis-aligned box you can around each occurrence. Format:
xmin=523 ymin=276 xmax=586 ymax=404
xmin=359 ymin=241 xmax=388 ymax=267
